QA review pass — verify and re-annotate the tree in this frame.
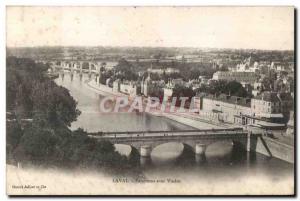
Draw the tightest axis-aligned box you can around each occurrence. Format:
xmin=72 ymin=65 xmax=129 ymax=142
xmin=17 ymin=125 xmax=60 ymax=164
xmin=161 ymin=72 xmax=182 ymax=83
xmin=196 ymin=80 xmax=251 ymax=98
xmin=31 ymin=80 xmax=80 ymax=127
xmin=172 ymin=85 xmax=196 ymax=107
xmin=115 ymin=58 xmax=138 ymax=81
xmin=226 ymin=81 xmax=249 ymax=97
xmin=6 ymin=122 xmax=23 ymax=155
xmin=6 ymin=57 xmax=135 ymax=173
xmin=58 ymin=128 xmax=129 ymax=171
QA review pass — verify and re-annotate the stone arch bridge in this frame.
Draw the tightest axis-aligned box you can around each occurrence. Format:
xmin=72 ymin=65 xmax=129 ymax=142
xmin=40 ymin=60 xmax=103 ymax=74
xmin=89 ymin=128 xmax=249 ymax=158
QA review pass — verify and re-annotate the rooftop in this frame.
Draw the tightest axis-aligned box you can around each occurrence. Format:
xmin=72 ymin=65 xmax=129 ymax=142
xmin=253 ymin=91 xmax=292 ymax=102
xmin=204 ymin=93 xmax=251 ymax=107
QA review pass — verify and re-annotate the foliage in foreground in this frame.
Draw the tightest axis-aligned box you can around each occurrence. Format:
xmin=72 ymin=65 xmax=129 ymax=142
xmin=6 ymin=57 xmax=136 ymax=173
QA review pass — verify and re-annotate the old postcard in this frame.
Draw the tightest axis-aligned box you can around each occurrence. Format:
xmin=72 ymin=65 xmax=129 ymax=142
xmin=6 ymin=6 xmax=295 ymax=195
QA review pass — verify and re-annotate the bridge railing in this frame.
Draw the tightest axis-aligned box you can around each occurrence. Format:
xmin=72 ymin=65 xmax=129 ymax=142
xmin=89 ymin=131 xmax=248 ymax=141
xmin=88 ymin=128 xmax=245 ymax=138
xmin=89 ymin=127 xmax=243 ymax=136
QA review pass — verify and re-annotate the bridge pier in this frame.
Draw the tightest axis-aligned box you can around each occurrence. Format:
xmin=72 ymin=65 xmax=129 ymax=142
xmin=80 ymin=62 xmax=83 ymax=74
xmin=195 ymin=143 xmax=207 ymax=163
xmin=195 ymin=154 xmax=206 ymax=164
xmin=70 ymin=62 xmax=74 ymax=74
xmin=96 ymin=74 xmax=100 ymax=84
xmin=139 ymin=145 xmax=152 ymax=167
xmin=60 ymin=61 xmax=65 ymax=69
xmin=88 ymin=62 xmax=92 ymax=74
xmin=95 ymin=74 xmax=98 ymax=83
xmin=195 ymin=143 xmax=207 ymax=155
xmin=140 ymin=156 xmax=152 ymax=167
xmin=140 ymin=145 xmax=152 ymax=157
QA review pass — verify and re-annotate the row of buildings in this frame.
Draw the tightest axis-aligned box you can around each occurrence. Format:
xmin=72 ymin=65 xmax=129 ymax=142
xmin=201 ymin=57 xmax=294 ymax=131
xmin=112 ymin=72 xmax=165 ymax=97
xmin=212 ymin=57 xmax=294 ymax=98
xmin=198 ymin=92 xmax=293 ymax=129
xmin=108 ymin=74 xmax=293 ymax=131
xmin=95 ymin=56 xmax=294 ymax=132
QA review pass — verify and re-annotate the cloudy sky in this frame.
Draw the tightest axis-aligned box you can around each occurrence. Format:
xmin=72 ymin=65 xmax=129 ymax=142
xmin=6 ymin=6 xmax=294 ymax=50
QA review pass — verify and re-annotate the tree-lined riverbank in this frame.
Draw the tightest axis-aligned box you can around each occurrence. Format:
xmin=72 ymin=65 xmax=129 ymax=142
xmin=6 ymin=57 xmax=138 ymax=174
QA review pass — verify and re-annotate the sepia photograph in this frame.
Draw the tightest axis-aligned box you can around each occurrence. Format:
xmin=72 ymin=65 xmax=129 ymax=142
xmin=5 ymin=6 xmax=295 ymax=195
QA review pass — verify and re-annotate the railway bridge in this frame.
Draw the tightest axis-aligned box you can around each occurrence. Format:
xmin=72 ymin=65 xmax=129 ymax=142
xmin=41 ymin=59 xmax=103 ymax=74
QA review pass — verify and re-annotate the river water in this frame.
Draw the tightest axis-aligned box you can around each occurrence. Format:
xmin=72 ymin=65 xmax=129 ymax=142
xmin=55 ymin=73 xmax=294 ymax=194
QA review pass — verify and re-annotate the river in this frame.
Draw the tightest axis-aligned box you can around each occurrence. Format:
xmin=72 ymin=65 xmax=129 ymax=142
xmin=54 ymin=73 xmax=294 ymax=194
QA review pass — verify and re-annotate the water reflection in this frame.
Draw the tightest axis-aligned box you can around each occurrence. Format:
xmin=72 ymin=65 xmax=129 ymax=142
xmin=56 ymin=73 xmax=196 ymax=132
xmin=114 ymin=141 xmax=249 ymax=170
xmin=55 ymin=72 xmax=293 ymax=182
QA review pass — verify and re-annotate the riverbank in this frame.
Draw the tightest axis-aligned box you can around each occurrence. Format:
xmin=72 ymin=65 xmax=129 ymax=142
xmin=250 ymin=135 xmax=294 ymax=164
xmin=86 ymin=79 xmax=124 ymax=97
xmin=162 ymin=113 xmax=228 ymax=129
xmin=86 ymin=80 xmax=228 ymax=129
xmin=85 ymin=80 xmax=294 ymax=164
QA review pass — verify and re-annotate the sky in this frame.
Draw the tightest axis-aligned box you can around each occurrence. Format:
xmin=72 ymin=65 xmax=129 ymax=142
xmin=6 ymin=6 xmax=294 ymax=50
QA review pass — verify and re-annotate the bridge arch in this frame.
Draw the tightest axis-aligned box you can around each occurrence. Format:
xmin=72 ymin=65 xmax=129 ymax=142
xmin=82 ymin=62 xmax=89 ymax=70
xmin=151 ymin=142 xmax=184 ymax=157
xmin=90 ymin=63 xmax=97 ymax=71
xmin=205 ymin=138 xmax=234 ymax=148
xmin=114 ymin=144 xmax=132 ymax=156
xmin=204 ymin=139 xmax=234 ymax=156
xmin=70 ymin=62 xmax=81 ymax=71
xmin=92 ymin=128 xmax=249 ymax=162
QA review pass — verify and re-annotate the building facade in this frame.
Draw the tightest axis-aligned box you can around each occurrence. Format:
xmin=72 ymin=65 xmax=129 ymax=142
xmin=141 ymin=73 xmax=164 ymax=97
xmin=212 ymin=71 xmax=259 ymax=85
xmin=251 ymin=92 xmax=293 ymax=122
xmin=200 ymin=91 xmax=292 ymax=129
xmin=201 ymin=94 xmax=251 ymax=124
